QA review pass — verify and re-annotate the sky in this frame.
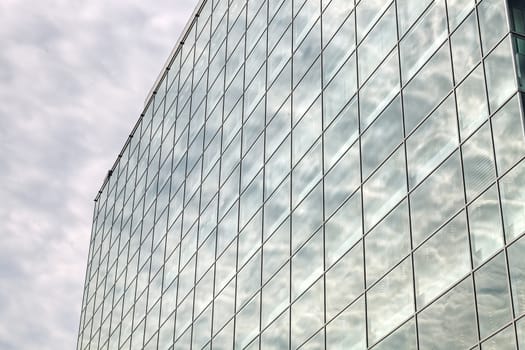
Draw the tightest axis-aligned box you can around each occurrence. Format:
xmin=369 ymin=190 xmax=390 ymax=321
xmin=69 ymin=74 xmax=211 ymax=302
xmin=0 ymin=0 xmax=198 ymax=349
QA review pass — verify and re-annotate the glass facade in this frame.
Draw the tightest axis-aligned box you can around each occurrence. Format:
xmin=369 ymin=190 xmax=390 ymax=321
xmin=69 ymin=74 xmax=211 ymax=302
xmin=77 ymin=0 xmax=525 ymax=349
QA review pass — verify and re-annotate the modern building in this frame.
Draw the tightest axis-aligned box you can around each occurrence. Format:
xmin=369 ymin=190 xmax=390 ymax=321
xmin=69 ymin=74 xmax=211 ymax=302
xmin=77 ymin=0 xmax=525 ymax=349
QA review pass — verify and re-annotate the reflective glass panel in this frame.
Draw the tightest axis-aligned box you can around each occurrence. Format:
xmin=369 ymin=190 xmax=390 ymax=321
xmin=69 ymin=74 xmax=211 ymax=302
xmin=414 ymin=213 xmax=470 ymax=307
xmin=367 ymin=258 xmax=414 ymax=344
xmin=418 ymin=278 xmax=478 ymax=349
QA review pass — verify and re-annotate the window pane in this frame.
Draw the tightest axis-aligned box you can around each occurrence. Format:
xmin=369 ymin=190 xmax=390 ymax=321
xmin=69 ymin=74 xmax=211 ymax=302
xmin=356 ymin=0 xmax=390 ymax=40
xmin=414 ymin=213 xmax=470 ymax=308
xmin=481 ymin=325 xmax=516 ymax=350
xmin=261 ymin=309 xmax=289 ymax=349
xmin=323 ymin=14 xmax=356 ymax=84
xmin=325 ymin=243 xmax=364 ymax=320
xmin=418 ymin=278 xmax=478 ymax=350
xmin=292 ymin=229 xmax=323 ymax=299
xmin=371 ymin=319 xmax=417 ymax=350
xmin=324 ymin=97 xmax=358 ymax=165
xmin=447 ymin=0 xmax=475 ymax=31
xmin=475 ymin=252 xmax=513 ymax=338
xmin=365 ymin=200 xmax=411 ymax=286
xmin=451 ymin=11 xmax=481 ymax=82
xmin=518 ymin=317 xmax=525 ymax=348
xmin=485 ymin=38 xmax=517 ymax=112
xmin=491 ymin=94 xmax=525 ymax=176
xmin=326 ymin=297 xmax=366 ymax=350
xmin=325 ymin=191 xmax=362 ymax=265
xmin=291 ymin=182 xmax=323 ymax=251
xmin=362 ymin=95 xmax=403 ymax=179
xmin=358 ymin=3 xmax=397 ymax=84
xmin=406 ymin=94 xmax=458 ymax=189
xmin=499 ymin=160 xmax=525 ymax=240
xmin=403 ymin=44 xmax=453 ymax=134
xmin=291 ymin=277 xmax=324 ymax=349
xmin=462 ymin=123 xmax=496 ymax=201
xmin=400 ymin=0 xmax=447 ymax=84
xmin=324 ymin=142 xmax=360 ymax=217
xmin=478 ymin=0 xmax=508 ymax=54
xmin=508 ymin=236 xmax=525 ymax=317
xmin=397 ymin=0 xmax=432 ymax=36
xmin=468 ymin=186 xmax=504 ymax=267
xmin=323 ymin=54 xmax=357 ymax=124
xmin=363 ymin=147 xmax=406 ymax=231
xmin=456 ymin=65 xmax=489 ymax=140
xmin=367 ymin=259 xmax=414 ymax=344
xmin=359 ymin=51 xmax=400 ymax=129
xmin=410 ymin=152 xmax=464 ymax=245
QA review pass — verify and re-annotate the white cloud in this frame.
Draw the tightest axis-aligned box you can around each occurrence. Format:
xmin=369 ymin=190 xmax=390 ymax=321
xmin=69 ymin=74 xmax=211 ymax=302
xmin=0 ymin=0 xmax=198 ymax=349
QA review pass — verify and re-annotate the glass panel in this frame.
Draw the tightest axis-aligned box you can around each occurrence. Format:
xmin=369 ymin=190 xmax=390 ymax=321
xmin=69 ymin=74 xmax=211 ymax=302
xmin=414 ymin=213 xmax=470 ymax=308
xmin=323 ymin=14 xmax=356 ymax=84
xmin=367 ymin=259 xmax=414 ymax=344
xmin=324 ymin=142 xmax=360 ymax=217
xmin=292 ymin=141 xmax=322 ymax=207
xmin=293 ymin=59 xmax=321 ymax=122
xmin=456 ymin=65 xmax=489 ymax=140
xmin=291 ymin=277 xmax=324 ymax=349
xmin=361 ymin=95 xmax=403 ymax=179
xmin=292 ymin=229 xmax=323 ymax=299
xmin=485 ymin=38 xmax=517 ymax=113
xmin=263 ymin=218 xmax=290 ymax=283
xmin=491 ymin=94 xmax=525 ymax=176
xmin=359 ymin=51 xmax=399 ymax=127
xmin=410 ymin=152 xmax=464 ymax=245
xmin=406 ymin=95 xmax=458 ymax=189
xmin=324 ymin=97 xmax=359 ymax=166
xmin=326 ymin=297 xmax=366 ymax=350
xmin=451 ymin=11 xmax=481 ymax=83
xmin=397 ymin=0 xmax=432 ymax=36
xmin=418 ymin=278 xmax=478 ymax=350
xmin=262 ymin=263 xmax=289 ymax=328
xmin=478 ymin=0 xmax=508 ymax=54
xmin=447 ymin=0 xmax=475 ymax=31
xmin=323 ymin=54 xmax=357 ymax=125
xmin=363 ymin=147 xmax=406 ymax=232
xmin=234 ymin=293 xmax=260 ymax=349
xmin=462 ymin=123 xmax=496 ymax=201
xmin=481 ymin=325 xmax=517 ymax=350
xmin=518 ymin=317 xmax=525 ymax=347
xmin=508 ymin=236 xmax=525 ymax=316
xmin=499 ymin=160 xmax=525 ymax=240
xmin=358 ymin=4 xmax=397 ymax=84
xmin=325 ymin=190 xmax=362 ymax=265
xmin=356 ymin=0 xmax=391 ymax=43
xmin=403 ymin=44 xmax=453 ymax=134
xmin=468 ymin=186 xmax=504 ymax=267
xmin=400 ymin=0 xmax=447 ymax=84
xmin=291 ymin=182 xmax=323 ymax=252
xmin=325 ymin=243 xmax=364 ymax=321
xmin=261 ymin=309 xmax=289 ymax=349
xmin=292 ymin=98 xmax=321 ymax=164
xmin=322 ymin=0 xmax=354 ymax=41
xmin=476 ymin=252 xmax=513 ymax=338
xmin=365 ymin=201 xmax=411 ymax=286
xmin=371 ymin=319 xmax=417 ymax=350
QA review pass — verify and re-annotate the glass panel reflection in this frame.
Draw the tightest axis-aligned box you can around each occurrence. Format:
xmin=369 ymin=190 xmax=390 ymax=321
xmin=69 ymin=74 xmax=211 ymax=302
xmin=476 ymin=252 xmax=513 ymax=339
xmin=499 ymin=160 xmax=525 ymax=240
xmin=414 ymin=213 xmax=470 ymax=307
xmin=508 ymin=236 xmax=525 ymax=317
xmin=481 ymin=325 xmax=517 ymax=350
xmin=468 ymin=186 xmax=504 ymax=267
xmin=367 ymin=259 xmax=414 ymax=344
xmin=418 ymin=278 xmax=478 ymax=350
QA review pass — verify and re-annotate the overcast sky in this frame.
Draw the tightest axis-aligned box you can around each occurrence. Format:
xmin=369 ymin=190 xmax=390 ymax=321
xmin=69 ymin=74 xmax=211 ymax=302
xmin=0 ymin=1 xmax=198 ymax=349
